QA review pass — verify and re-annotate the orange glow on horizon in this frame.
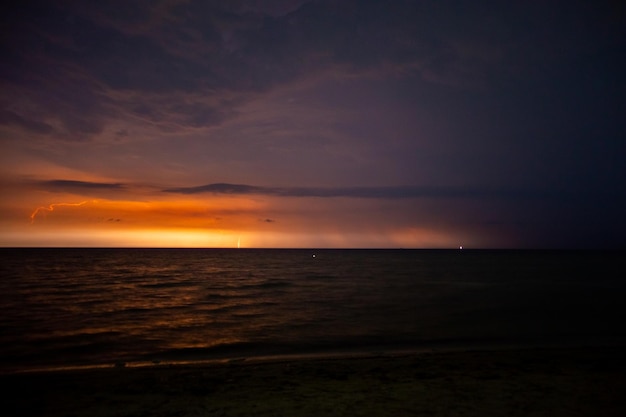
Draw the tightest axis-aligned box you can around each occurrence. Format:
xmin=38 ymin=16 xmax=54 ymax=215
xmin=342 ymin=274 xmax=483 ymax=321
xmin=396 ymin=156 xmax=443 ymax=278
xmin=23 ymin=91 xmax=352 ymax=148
xmin=1 ymin=195 xmax=474 ymax=248
xmin=26 ymin=198 xmax=266 ymax=230
xmin=1 ymin=227 xmax=466 ymax=248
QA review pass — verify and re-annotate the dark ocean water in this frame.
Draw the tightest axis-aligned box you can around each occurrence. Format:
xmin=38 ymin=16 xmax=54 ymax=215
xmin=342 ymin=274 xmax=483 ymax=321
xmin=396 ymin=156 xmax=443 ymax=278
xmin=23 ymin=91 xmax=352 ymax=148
xmin=1 ymin=249 xmax=625 ymax=372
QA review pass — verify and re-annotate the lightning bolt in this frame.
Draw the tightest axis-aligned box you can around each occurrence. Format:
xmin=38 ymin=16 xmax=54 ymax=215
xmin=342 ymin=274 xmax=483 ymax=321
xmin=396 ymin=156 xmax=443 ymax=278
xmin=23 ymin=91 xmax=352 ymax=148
xmin=30 ymin=201 xmax=90 ymax=224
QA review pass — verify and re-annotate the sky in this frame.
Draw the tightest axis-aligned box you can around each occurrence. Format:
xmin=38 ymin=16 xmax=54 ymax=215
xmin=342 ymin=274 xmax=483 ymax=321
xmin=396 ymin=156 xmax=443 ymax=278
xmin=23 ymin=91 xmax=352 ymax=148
xmin=1 ymin=0 xmax=625 ymax=249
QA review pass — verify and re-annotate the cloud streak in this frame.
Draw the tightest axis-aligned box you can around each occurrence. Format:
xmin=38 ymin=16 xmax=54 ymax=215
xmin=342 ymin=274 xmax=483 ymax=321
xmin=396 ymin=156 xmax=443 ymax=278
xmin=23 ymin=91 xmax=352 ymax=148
xmin=163 ymin=182 xmax=560 ymax=200
xmin=36 ymin=179 xmax=125 ymax=192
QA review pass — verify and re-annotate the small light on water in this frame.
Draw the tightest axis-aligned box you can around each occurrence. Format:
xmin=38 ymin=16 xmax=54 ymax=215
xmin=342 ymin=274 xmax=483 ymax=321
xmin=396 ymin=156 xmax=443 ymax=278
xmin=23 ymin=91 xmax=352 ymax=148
xmin=312 ymin=254 xmax=316 ymax=258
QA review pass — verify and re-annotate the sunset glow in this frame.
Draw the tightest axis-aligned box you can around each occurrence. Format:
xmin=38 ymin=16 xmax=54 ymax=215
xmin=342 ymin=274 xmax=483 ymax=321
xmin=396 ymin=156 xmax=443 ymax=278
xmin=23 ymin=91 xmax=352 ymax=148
xmin=1 ymin=1 xmax=624 ymax=248
xmin=5 ymin=193 xmax=466 ymax=248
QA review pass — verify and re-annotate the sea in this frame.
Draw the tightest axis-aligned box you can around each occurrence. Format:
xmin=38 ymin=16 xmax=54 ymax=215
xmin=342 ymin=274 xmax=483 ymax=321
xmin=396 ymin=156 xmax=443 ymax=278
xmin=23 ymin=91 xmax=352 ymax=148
xmin=1 ymin=248 xmax=625 ymax=373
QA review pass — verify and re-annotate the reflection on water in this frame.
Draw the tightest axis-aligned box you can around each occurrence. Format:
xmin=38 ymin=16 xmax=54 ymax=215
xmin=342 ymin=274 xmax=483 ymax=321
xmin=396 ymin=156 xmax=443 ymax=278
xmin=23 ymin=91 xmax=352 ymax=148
xmin=1 ymin=249 xmax=625 ymax=372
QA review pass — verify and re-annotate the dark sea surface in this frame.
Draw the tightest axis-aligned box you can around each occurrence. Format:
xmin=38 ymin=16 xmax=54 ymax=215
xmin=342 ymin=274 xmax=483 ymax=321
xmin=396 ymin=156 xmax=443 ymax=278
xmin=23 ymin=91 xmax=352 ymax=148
xmin=1 ymin=249 xmax=625 ymax=372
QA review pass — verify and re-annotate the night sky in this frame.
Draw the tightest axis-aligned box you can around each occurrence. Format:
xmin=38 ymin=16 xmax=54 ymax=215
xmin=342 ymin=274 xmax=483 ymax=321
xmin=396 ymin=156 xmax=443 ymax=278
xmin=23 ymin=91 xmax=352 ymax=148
xmin=1 ymin=0 xmax=625 ymax=248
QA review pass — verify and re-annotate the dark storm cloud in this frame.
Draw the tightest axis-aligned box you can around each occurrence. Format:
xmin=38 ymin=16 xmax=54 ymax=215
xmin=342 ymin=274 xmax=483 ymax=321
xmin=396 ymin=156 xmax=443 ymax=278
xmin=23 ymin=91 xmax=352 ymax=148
xmin=2 ymin=1 xmax=345 ymax=140
xmin=3 ymin=0 xmax=621 ymax=142
xmin=0 ymin=2 xmax=222 ymax=140
xmin=3 ymin=0 xmax=571 ymax=141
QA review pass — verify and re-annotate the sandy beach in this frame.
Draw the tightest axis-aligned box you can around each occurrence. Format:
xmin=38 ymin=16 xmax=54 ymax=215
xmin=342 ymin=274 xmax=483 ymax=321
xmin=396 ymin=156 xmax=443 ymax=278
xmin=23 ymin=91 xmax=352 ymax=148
xmin=3 ymin=346 xmax=626 ymax=416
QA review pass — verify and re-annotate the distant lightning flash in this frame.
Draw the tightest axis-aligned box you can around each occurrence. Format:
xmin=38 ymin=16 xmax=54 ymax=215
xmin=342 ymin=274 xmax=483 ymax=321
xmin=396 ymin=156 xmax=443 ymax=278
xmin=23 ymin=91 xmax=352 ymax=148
xmin=30 ymin=201 xmax=90 ymax=223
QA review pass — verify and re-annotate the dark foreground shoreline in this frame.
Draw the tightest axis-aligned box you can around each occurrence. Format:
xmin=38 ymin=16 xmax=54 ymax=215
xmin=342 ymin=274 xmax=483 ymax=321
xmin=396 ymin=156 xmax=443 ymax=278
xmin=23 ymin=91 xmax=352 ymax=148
xmin=4 ymin=346 xmax=626 ymax=417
